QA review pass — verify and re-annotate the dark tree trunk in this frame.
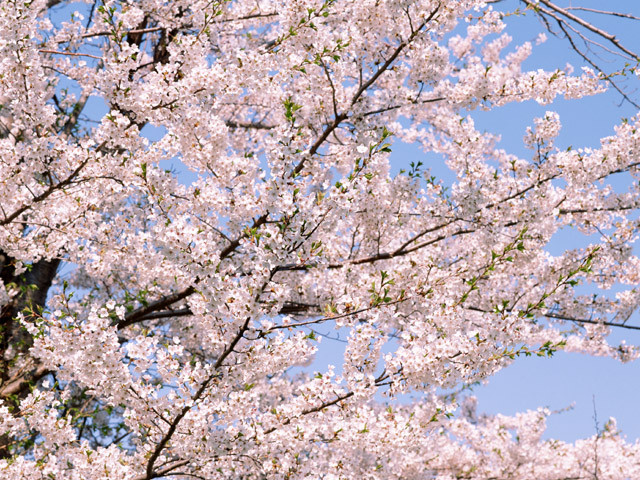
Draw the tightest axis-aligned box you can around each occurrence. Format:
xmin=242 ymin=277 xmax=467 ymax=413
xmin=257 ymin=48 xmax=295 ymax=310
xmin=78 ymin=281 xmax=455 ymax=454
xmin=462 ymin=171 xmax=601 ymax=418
xmin=0 ymin=250 xmax=59 ymax=458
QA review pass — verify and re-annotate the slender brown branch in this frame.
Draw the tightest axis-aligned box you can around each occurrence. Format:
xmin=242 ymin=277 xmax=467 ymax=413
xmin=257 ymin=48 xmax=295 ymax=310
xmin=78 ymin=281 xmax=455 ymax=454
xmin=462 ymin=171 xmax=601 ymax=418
xmin=118 ymin=213 xmax=269 ymax=330
xmin=290 ymin=6 xmax=440 ymax=178
xmin=117 ymin=287 xmax=195 ymax=330
xmin=263 ymin=370 xmax=390 ymax=435
xmin=563 ymin=7 xmax=640 ymax=21
xmin=266 ymin=298 xmax=407 ymax=332
xmin=531 ymin=0 xmax=639 ymax=59
xmin=62 ymin=91 xmax=90 ymax=136
xmin=144 ymin=317 xmax=251 ymax=479
xmin=39 ymin=49 xmax=103 ymax=60
xmin=225 ymin=120 xmax=275 ymax=130
xmin=553 ymin=17 xmax=640 ymax=109
xmin=0 ymin=364 xmax=50 ymax=400
xmin=362 ymin=96 xmax=445 ymax=117
xmin=520 ymin=0 xmax=640 ymax=108
xmin=467 ymin=306 xmax=640 ymax=332
xmin=133 ymin=308 xmax=193 ymax=322
xmin=133 ymin=459 xmax=190 ymax=480
xmin=544 ymin=312 xmax=640 ymax=332
xmin=81 ymin=26 xmax=164 ymax=40
xmin=1 ymin=158 xmax=90 ymax=226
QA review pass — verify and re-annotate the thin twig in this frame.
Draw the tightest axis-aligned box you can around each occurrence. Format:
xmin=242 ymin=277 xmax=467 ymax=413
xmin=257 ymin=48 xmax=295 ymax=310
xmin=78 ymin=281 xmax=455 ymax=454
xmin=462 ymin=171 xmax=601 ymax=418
xmin=39 ymin=49 xmax=103 ymax=60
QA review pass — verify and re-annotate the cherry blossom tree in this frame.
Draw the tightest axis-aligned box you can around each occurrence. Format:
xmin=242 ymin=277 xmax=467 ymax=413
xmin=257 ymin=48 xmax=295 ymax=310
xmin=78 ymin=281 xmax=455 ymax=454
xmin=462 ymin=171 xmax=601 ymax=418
xmin=1 ymin=0 xmax=640 ymax=478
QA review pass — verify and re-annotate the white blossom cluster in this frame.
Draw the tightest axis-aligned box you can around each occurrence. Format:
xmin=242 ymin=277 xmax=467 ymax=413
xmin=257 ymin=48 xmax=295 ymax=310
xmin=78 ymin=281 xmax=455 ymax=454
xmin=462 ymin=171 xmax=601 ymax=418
xmin=0 ymin=0 xmax=639 ymax=478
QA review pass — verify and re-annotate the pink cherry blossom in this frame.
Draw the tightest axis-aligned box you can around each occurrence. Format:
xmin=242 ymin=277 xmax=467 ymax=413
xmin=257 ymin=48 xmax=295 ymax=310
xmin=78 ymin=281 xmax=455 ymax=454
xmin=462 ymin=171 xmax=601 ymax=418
xmin=0 ymin=0 xmax=639 ymax=478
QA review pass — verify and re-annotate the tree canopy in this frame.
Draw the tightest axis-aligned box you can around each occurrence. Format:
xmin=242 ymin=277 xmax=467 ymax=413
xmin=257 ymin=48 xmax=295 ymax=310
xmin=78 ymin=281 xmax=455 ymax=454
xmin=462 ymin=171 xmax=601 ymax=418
xmin=1 ymin=0 xmax=640 ymax=478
